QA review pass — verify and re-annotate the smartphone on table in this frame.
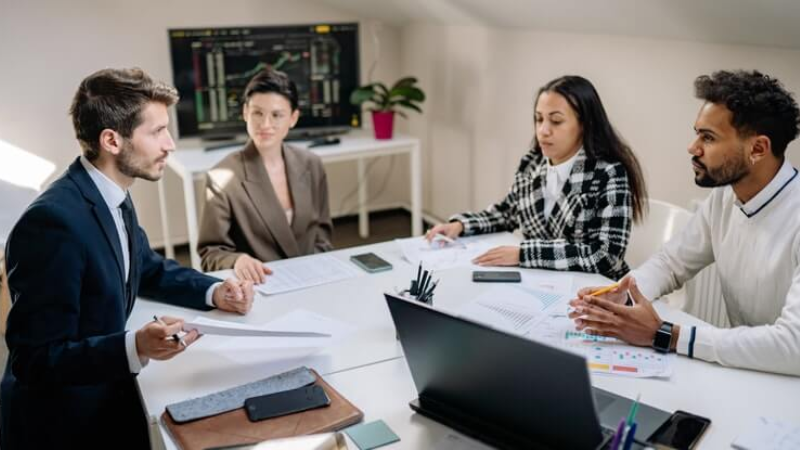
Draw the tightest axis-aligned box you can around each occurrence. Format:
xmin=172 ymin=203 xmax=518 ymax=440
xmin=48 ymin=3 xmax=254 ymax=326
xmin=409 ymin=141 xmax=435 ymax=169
xmin=350 ymin=252 xmax=393 ymax=273
xmin=472 ymin=270 xmax=522 ymax=283
xmin=244 ymin=385 xmax=331 ymax=422
xmin=646 ymin=410 xmax=711 ymax=449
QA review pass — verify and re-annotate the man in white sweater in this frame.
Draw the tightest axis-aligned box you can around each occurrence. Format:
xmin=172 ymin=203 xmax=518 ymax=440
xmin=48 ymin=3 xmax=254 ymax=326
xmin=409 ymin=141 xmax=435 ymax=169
xmin=569 ymin=70 xmax=800 ymax=376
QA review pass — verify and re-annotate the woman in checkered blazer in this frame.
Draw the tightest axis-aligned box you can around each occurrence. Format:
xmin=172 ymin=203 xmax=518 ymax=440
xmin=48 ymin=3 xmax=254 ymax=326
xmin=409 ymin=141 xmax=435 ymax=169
xmin=426 ymin=75 xmax=647 ymax=280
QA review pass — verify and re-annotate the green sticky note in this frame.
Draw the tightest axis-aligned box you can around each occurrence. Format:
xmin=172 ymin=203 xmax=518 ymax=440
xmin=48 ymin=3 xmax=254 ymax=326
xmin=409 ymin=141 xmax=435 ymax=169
xmin=345 ymin=420 xmax=400 ymax=449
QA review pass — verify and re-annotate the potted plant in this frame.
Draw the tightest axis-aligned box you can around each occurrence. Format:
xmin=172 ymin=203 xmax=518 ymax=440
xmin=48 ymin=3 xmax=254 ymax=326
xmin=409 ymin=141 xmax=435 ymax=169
xmin=349 ymin=76 xmax=425 ymax=140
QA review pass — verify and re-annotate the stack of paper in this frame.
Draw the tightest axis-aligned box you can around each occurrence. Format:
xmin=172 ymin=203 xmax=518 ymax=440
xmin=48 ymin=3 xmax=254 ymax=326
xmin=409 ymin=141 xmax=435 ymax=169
xmin=201 ymin=310 xmax=356 ymax=366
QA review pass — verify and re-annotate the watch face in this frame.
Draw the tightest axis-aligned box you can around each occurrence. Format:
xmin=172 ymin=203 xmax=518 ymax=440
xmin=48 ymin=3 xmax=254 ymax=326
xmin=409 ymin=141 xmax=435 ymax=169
xmin=653 ymin=323 xmax=673 ymax=353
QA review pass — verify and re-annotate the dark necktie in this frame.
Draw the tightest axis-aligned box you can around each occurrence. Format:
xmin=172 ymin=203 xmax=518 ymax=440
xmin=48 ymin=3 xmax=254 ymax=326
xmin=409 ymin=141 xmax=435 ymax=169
xmin=120 ymin=194 xmax=137 ymax=314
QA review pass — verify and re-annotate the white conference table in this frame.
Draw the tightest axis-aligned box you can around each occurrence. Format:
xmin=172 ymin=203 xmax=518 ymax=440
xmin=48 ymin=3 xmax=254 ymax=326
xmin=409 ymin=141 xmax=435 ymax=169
xmin=157 ymin=133 xmax=422 ymax=269
xmin=130 ymin=233 xmax=800 ymax=449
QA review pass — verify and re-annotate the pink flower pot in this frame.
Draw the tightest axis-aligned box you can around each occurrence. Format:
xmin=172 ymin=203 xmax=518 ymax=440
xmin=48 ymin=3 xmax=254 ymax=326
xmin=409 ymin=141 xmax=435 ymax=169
xmin=372 ymin=110 xmax=395 ymax=140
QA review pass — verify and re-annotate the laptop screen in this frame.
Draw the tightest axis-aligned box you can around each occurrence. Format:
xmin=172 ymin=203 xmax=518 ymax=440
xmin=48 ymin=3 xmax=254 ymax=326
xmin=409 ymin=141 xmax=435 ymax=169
xmin=385 ymin=293 xmax=606 ymax=449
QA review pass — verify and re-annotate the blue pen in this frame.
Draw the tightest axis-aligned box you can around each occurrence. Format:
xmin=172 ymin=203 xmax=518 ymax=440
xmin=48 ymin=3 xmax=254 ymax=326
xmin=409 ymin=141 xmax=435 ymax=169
xmin=621 ymin=422 xmax=638 ymax=450
xmin=609 ymin=418 xmax=626 ymax=450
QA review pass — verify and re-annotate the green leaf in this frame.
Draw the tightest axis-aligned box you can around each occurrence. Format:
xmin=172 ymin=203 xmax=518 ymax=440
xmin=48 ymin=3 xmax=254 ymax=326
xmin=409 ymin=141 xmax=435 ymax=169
xmin=392 ymin=77 xmax=418 ymax=89
xmin=395 ymin=100 xmax=422 ymax=114
xmin=350 ymin=87 xmax=377 ymax=105
xmin=388 ymin=87 xmax=425 ymax=102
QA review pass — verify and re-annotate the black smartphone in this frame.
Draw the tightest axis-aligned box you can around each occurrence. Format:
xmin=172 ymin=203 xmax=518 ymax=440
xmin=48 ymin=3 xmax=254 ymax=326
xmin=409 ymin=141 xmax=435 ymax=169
xmin=646 ymin=410 xmax=711 ymax=450
xmin=244 ymin=385 xmax=330 ymax=422
xmin=350 ymin=252 xmax=393 ymax=273
xmin=472 ymin=270 xmax=522 ymax=283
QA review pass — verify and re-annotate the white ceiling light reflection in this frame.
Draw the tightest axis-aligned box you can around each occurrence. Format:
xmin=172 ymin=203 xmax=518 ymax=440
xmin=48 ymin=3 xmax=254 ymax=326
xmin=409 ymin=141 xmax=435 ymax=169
xmin=0 ymin=139 xmax=56 ymax=190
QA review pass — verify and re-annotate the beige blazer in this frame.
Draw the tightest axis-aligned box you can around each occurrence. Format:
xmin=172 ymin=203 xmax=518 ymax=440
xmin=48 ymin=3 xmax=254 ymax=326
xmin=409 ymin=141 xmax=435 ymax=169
xmin=198 ymin=142 xmax=333 ymax=271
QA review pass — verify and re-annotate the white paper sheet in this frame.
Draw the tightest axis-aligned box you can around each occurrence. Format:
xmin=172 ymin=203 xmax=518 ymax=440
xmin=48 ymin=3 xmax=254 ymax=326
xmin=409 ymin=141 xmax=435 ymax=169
xmin=396 ymin=235 xmax=494 ymax=271
xmin=457 ymin=287 xmax=673 ymax=378
xmin=732 ymin=416 xmax=800 ymax=450
xmin=521 ymin=270 xmax=575 ymax=295
xmin=183 ymin=316 xmax=330 ymax=338
xmin=456 ymin=284 xmax=568 ymax=336
xmin=529 ymin=315 xmax=674 ymax=378
xmin=210 ymin=310 xmax=356 ymax=365
xmin=255 ymin=254 xmax=360 ymax=295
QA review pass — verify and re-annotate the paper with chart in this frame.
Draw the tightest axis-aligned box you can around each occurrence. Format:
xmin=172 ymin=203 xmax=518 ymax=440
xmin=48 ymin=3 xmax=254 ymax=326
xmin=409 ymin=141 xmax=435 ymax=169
xmin=211 ymin=309 xmax=356 ymax=365
xmin=397 ymin=235 xmax=494 ymax=270
xmin=456 ymin=284 xmax=568 ymax=336
xmin=183 ymin=316 xmax=330 ymax=338
xmin=732 ymin=416 xmax=800 ymax=450
xmin=255 ymin=254 xmax=360 ymax=295
xmin=457 ymin=285 xmax=673 ymax=377
xmin=529 ymin=315 xmax=674 ymax=378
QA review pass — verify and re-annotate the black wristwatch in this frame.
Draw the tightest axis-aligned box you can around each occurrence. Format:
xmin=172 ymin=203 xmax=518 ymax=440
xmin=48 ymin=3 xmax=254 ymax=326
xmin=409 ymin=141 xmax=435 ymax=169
xmin=652 ymin=321 xmax=674 ymax=354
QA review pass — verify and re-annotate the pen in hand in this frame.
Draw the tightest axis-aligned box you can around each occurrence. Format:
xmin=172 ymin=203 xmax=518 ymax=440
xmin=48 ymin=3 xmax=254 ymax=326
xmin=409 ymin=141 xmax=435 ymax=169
xmin=152 ymin=315 xmax=187 ymax=348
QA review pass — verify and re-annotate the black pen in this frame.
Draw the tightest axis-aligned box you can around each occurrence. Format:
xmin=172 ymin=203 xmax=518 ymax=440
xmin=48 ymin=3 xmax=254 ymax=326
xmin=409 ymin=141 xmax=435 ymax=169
xmin=152 ymin=315 xmax=186 ymax=348
xmin=418 ymin=270 xmax=429 ymax=300
xmin=412 ymin=263 xmax=423 ymax=295
xmin=421 ymin=280 xmax=439 ymax=303
xmin=421 ymin=271 xmax=433 ymax=299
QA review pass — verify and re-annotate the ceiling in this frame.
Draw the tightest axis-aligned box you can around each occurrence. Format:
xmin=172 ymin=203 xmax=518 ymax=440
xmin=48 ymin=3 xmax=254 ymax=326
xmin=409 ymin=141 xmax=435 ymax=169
xmin=316 ymin=0 xmax=800 ymax=49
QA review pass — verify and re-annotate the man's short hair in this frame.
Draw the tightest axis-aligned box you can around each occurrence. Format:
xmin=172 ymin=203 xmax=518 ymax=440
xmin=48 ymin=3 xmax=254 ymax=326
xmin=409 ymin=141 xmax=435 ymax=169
xmin=70 ymin=68 xmax=179 ymax=161
xmin=243 ymin=68 xmax=299 ymax=111
xmin=694 ymin=70 xmax=800 ymax=158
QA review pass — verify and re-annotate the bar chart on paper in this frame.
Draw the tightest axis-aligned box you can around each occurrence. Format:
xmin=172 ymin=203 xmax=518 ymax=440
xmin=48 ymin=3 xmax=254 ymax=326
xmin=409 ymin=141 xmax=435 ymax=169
xmin=456 ymin=285 xmax=568 ymax=335
xmin=530 ymin=316 xmax=674 ymax=378
xmin=579 ymin=345 xmax=672 ymax=377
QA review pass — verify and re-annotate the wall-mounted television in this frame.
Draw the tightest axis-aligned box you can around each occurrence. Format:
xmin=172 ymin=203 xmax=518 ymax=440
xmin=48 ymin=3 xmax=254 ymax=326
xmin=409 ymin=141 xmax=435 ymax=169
xmin=168 ymin=23 xmax=360 ymax=140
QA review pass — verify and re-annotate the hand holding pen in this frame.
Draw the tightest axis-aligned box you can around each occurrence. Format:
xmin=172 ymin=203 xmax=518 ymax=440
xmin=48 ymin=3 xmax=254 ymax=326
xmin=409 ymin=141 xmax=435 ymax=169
xmin=134 ymin=315 xmax=200 ymax=361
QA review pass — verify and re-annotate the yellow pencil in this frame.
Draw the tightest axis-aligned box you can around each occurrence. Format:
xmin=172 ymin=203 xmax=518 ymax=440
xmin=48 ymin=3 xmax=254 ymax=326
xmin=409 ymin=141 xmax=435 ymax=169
xmin=589 ymin=283 xmax=619 ymax=297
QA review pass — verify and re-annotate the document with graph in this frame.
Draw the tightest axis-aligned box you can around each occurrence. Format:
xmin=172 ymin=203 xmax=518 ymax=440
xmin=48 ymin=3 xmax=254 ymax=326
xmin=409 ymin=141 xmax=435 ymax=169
xmin=529 ymin=315 xmax=674 ymax=378
xmin=455 ymin=284 xmax=567 ymax=336
xmin=456 ymin=286 xmax=674 ymax=378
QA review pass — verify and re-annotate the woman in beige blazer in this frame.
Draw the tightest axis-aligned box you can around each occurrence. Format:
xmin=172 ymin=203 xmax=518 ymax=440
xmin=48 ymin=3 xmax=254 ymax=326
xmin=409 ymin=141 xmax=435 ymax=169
xmin=198 ymin=69 xmax=333 ymax=282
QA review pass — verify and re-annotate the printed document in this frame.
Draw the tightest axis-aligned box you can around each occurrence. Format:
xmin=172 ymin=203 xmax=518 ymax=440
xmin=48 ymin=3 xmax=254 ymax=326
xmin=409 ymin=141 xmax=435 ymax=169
xmin=255 ymin=254 xmax=360 ymax=295
xmin=396 ymin=235 xmax=494 ymax=271
xmin=184 ymin=316 xmax=330 ymax=338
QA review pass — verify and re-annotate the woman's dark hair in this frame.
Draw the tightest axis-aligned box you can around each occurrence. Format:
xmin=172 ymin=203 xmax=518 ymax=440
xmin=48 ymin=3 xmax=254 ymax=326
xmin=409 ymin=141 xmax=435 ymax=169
xmin=532 ymin=75 xmax=648 ymax=223
xmin=243 ymin=68 xmax=299 ymax=111
xmin=694 ymin=70 xmax=800 ymax=158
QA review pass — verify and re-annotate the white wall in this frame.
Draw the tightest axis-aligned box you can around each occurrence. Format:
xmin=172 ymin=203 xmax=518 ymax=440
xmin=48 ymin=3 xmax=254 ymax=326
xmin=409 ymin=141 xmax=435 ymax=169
xmin=401 ymin=24 xmax=800 ymax=220
xmin=0 ymin=0 xmax=405 ymax=246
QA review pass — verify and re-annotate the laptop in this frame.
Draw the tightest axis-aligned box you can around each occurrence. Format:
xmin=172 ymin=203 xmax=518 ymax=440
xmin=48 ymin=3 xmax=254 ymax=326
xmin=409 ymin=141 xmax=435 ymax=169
xmin=384 ymin=293 xmax=670 ymax=450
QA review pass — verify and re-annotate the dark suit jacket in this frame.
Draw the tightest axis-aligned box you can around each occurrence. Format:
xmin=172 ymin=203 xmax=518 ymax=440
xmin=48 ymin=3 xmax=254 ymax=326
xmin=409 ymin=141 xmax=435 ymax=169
xmin=198 ymin=142 xmax=333 ymax=271
xmin=0 ymin=158 xmax=217 ymax=450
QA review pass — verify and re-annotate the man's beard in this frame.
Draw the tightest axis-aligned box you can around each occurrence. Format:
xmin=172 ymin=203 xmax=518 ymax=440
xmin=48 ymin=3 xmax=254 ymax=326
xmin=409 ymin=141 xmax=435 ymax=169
xmin=117 ymin=140 xmax=162 ymax=182
xmin=693 ymin=149 xmax=749 ymax=188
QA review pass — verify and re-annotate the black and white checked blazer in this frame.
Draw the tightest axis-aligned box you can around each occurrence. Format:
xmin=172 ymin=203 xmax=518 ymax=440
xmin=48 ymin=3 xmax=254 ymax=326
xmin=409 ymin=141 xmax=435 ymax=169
xmin=451 ymin=148 xmax=632 ymax=280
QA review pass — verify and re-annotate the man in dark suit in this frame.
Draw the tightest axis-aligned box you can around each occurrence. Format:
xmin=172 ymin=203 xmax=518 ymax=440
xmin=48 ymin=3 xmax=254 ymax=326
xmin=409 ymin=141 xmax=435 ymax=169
xmin=1 ymin=68 xmax=255 ymax=449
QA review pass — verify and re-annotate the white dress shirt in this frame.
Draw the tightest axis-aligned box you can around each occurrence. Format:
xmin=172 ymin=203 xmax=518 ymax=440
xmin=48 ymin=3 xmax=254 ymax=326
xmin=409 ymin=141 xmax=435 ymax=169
xmin=632 ymin=159 xmax=800 ymax=375
xmin=80 ymin=157 xmax=219 ymax=374
xmin=543 ymin=150 xmax=580 ymax=219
